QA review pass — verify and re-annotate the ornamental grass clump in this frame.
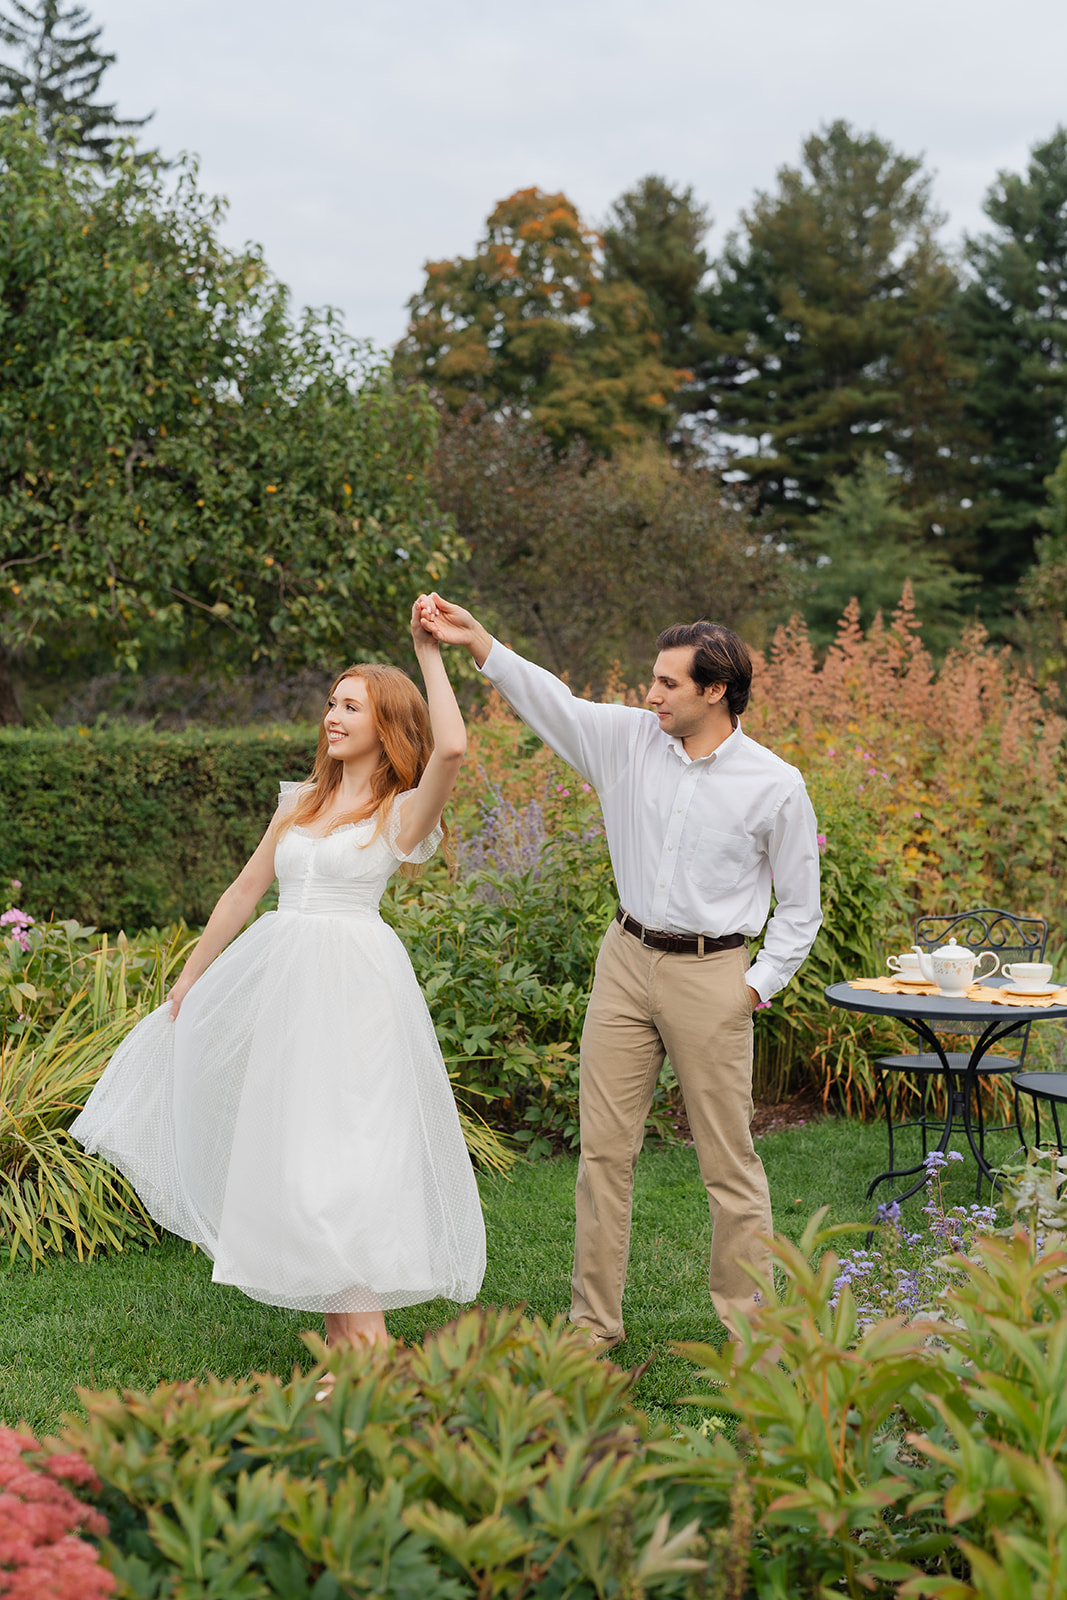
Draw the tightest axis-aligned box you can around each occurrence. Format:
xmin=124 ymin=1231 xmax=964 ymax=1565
xmin=0 ymin=916 xmax=195 ymax=1263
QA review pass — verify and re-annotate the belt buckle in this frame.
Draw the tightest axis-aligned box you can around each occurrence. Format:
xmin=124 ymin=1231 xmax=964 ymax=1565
xmin=640 ymin=924 xmax=653 ymax=948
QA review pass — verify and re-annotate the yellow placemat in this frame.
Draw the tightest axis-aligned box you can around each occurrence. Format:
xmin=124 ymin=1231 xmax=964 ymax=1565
xmin=973 ymin=984 xmax=1067 ymax=1009
xmin=849 ymin=975 xmax=940 ymax=996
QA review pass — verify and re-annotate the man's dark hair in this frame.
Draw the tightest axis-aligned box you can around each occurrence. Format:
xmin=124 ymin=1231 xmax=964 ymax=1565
xmin=655 ymin=621 xmax=753 ymax=719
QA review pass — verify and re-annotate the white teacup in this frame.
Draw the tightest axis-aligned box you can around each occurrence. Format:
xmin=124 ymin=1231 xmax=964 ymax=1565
xmin=1002 ymin=962 xmax=1054 ymax=988
xmin=887 ymin=953 xmax=922 ymax=974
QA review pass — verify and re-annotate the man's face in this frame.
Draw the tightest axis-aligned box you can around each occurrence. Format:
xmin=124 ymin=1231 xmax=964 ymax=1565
xmin=646 ymin=646 xmax=725 ymax=740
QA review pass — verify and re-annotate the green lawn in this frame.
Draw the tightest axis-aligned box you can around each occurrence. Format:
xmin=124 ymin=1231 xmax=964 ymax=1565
xmin=1 ymin=1114 xmax=1020 ymax=1436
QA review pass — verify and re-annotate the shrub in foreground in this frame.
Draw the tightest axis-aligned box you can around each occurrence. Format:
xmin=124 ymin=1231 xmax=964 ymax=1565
xmin=657 ymin=1207 xmax=1067 ymax=1598
xmin=58 ymin=1307 xmax=707 ymax=1599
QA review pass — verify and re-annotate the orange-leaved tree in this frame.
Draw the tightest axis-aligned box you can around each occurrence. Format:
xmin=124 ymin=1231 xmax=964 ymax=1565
xmin=395 ymin=188 xmax=686 ymax=454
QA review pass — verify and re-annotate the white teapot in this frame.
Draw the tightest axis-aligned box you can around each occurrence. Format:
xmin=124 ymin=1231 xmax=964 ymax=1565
xmin=913 ymin=937 xmax=999 ymax=997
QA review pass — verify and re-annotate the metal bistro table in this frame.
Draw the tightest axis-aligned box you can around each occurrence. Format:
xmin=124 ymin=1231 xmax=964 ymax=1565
xmin=825 ymin=977 xmax=1067 ymax=1207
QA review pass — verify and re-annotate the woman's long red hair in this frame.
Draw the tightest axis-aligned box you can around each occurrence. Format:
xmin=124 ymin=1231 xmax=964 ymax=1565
xmin=274 ymin=665 xmax=433 ymax=842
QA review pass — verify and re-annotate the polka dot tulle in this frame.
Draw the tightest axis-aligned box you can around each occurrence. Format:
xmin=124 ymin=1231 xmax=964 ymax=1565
xmin=72 ymin=789 xmax=484 ymax=1313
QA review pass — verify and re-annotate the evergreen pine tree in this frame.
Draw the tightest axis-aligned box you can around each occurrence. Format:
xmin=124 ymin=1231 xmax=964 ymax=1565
xmin=601 ymin=176 xmax=712 ymax=376
xmin=959 ymin=128 xmax=1067 ymax=598
xmin=0 ymin=0 xmax=151 ymax=163
xmin=796 ymin=455 xmax=974 ymax=653
xmin=695 ymin=122 xmax=972 ymax=539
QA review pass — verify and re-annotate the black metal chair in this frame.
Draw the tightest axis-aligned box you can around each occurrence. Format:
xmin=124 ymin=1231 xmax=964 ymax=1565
xmin=868 ymin=907 xmax=1048 ymax=1202
xmin=1012 ymin=1072 xmax=1067 ymax=1150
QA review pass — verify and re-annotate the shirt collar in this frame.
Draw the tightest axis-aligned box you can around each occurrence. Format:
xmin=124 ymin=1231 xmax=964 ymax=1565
xmin=666 ymin=720 xmax=744 ymax=767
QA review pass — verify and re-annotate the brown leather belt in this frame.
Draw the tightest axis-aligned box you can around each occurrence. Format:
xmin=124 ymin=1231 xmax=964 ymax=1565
xmin=615 ymin=906 xmax=745 ymax=957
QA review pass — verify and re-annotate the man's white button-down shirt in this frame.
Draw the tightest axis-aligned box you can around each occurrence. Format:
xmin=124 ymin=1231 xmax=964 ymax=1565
xmin=483 ymin=641 xmax=823 ymax=1002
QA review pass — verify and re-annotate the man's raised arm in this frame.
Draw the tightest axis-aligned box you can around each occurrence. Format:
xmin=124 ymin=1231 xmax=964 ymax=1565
xmin=418 ymin=594 xmax=635 ymax=791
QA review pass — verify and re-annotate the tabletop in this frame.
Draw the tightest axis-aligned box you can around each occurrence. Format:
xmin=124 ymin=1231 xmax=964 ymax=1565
xmin=825 ymin=976 xmax=1067 ymax=1024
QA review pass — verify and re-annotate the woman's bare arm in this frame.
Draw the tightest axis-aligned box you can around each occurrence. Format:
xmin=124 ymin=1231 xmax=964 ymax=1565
xmin=168 ymin=821 xmax=279 ymax=1018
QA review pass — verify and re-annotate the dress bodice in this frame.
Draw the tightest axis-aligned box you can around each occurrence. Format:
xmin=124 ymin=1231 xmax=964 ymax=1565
xmin=274 ymin=824 xmax=397 ymax=918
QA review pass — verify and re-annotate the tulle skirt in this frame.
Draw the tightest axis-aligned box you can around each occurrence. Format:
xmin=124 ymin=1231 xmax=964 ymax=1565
xmin=72 ymin=910 xmax=486 ymax=1312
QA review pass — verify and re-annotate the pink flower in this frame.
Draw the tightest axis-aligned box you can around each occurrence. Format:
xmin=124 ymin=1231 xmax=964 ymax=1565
xmin=9 ymin=878 xmax=21 ymax=890
xmin=1 ymin=909 xmax=33 ymax=953
xmin=755 ymin=999 xmax=771 ymax=1010
xmin=816 ymin=833 xmax=827 ymax=853
xmin=581 ymin=784 xmax=591 ymax=792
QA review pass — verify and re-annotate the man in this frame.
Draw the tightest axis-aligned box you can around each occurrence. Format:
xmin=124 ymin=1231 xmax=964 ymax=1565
xmin=420 ymin=595 xmax=822 ymax=1347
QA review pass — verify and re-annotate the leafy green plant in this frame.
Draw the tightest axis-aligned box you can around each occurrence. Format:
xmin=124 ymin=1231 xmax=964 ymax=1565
xmin=1 ymin=917 xmax=196 ymax=1040
xmin=658 ymin=1215 xmax=956 ymax=1599
xmin=57 ymin=1306 xmax=709 ymax=1599
xmin=389 ymin=823 xmax=622 ymax=1156
xmin=648 ymin=1182 xmax=1067 ymax=1599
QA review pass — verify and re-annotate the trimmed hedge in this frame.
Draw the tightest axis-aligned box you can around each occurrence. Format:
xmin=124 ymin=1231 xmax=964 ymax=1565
xmin=0 ymin=725 xmax=317 ymax=929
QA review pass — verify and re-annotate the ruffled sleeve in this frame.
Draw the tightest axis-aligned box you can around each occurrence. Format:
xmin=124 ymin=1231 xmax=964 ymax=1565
xmin=277 ymin=780 xmax=307 ymax=816
xmin=385 ymin=790 xmax=443 ymax=864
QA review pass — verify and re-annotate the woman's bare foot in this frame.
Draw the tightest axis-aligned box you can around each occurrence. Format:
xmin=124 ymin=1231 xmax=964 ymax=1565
xmin=325 ymin=1309 xmax=389 ymax=1348
xmin=315 ymin=1311 xmax=390 ymax=1399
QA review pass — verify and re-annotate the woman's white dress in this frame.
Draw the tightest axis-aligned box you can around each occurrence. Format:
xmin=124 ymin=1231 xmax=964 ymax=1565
xmin=71 ymin=787 xmax=486 ymax=1313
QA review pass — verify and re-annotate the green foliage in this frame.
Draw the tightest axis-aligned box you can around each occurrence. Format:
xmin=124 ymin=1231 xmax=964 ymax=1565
xmin=0 ymin=0 xmax=151 ymax=163
xmin=389 ymin=824 xmax=616 ymax=1156
xmin=601 ymin=175 xmax=712 ymax=378
xmin=797 ymin=457 xmax=974 ymax=653
xmin=431 ymin=405 xmax=790 ymax=687
xmin=959 ymin=127 xmax=1067 ymax=599
xmin=751 ymin=744 xmax=912 ymax=1110
xmin=396 ymin=187 xmax=683 ymax=455
xmin=0 ymin=111 xmax=461 ymax=720
xmin=0 ymin=913 xmax=193 ymax=1038
xmin=0 ymin=916 xmax=192 ymax=1261
xmin=57 ymin=1306 xmax=708 ymax=1599
xmin=0 ymin=723 xmax=315 ymax=928
xmin=1019 ymin=437 xmax=1067 ymax=684
xmin=697 ymin=120 xmax=971 ymax=539
xmin=655 ymin=1208 xmax=1067 ymax=1598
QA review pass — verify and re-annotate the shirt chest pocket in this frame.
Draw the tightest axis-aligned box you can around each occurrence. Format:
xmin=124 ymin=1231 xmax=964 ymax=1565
xmin=685 ymin=826 xmax=751 ymax=896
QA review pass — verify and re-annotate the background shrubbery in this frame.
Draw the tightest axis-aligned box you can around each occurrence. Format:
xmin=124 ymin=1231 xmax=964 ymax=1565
xmin=0 ymin=725 xmax=313 ymax=929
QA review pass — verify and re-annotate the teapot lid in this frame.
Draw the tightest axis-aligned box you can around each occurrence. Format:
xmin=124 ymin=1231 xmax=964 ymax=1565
xmin=931 ymin=937 xmax=971 ymax=959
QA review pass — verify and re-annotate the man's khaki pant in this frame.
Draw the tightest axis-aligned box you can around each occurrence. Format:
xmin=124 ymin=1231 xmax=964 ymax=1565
xmin=571 ymin=918 xmax=773 ymax=1340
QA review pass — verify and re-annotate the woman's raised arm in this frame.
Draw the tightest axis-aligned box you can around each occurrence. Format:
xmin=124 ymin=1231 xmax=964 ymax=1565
xmin=393 ymin=597 xmax=466 ymax=856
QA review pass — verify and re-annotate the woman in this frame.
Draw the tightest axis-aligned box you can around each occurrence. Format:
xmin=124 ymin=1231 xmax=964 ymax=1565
xmin=73 ymin=600 xmax=485 ymax=1351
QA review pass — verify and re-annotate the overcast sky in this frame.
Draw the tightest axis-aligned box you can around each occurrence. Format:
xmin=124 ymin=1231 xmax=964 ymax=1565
xmin=86 ymin=0 xmax=1067 ymax=351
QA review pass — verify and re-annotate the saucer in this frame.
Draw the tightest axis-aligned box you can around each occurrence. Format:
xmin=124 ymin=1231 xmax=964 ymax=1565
xmin=889 ymin=971 xmax=928 ymax=984
xmin=1005 ymin=982 xmax=1058 ymax=998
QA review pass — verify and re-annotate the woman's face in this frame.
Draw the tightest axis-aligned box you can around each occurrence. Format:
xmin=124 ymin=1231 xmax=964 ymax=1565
xmin=323 ymin=677 xmax=381 ymax=763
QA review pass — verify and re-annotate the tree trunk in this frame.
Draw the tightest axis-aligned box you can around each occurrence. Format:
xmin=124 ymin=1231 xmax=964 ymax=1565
xmin=0 ymin=647 xmax=24 ymax=726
